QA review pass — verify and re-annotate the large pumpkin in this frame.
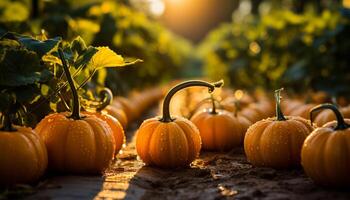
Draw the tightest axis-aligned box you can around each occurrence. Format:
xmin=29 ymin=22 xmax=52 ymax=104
xmin=302 ymin=104 xmax=350 ymax=187
xmin=35 ymin=50 xmax=115 ymax=174
xmin=191 ymin=96 xmax=251 ymax=151
xmin=244 ymin=89 xmax=314 ymax=169
xmin=0 ymin=116 xmax=47 ymax=185
xmin=136 ymin=80 xmax=223 ymax=168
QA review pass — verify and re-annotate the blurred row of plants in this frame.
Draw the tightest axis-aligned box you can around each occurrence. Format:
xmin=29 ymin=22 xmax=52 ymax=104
xmin=199 ymin=1 xmax=350 ymax=97
xmin=0 ymin=0 xmax=192 ymax=94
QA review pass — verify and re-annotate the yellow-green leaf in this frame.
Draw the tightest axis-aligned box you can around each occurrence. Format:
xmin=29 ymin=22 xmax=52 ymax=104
xmin=89 ymin=47 xmax=142 ymax=70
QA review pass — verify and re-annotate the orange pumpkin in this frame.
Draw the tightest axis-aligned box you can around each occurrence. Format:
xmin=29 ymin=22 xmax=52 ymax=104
xmin=191 ymin=96 xmax=251 ymax=151
xmin=313 ymin=105 xmax=350 ymax=127
xmin=89 ymin=111 xmax=125 ymax=156
xmin=35 ymin=50 xmax=115 ymax=174
xmin=136 ymin=80 xmax=223 ymax=168
xmin=282 ymin=99 xmax=304 ymax=115
xmin=244 ymin=89 xmax=314 ymax=169
xmin=240 ymin=100 xmax=273 ymax=123
xmin=289 ymin=103 xmax=317 ymax=119
xmin=0 ymin=115 xmax=47 ymax=185
xmin=302 ymin=104 xmax=350 ymax=187
xmin=104 ymin=105 xmax=128 ymax=129
xmin=114 ymin=97 xmax=138 ymax=122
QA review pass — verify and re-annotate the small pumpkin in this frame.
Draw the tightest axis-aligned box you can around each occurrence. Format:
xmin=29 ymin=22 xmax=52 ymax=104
xmin=94 ymin=89 xmax=125 ymax=155
xmin=244 ymin=88 xmax=314 ymax=169
xmin=35 ymin=49 xmax=115 ymax=174
xmin=301 ymin=104 xmax=350 ymax=187
xmin=282 ymin=99 xmax=304 ymax=115
xmin=136 ymin=80 xmax=223 ymax=168
xmin=191 ymin=96 xmax=251 ymax=151
xmin=289 ymin=103 xmax=317 ymax=119
xmin=313 ymin=105 xmax=350 ymax=127
xmin=114 ymin=96 xmax=138 ymax=122
xmin=240 ymin=100 xmax=273 ymax=123
xmin=0 ymin=113 xmax=47 ymax=186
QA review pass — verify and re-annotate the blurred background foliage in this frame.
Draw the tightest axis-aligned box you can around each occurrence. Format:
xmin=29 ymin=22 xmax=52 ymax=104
xmin=199 ymin=1 xmax=350 ymax=97
xmin=0 ymin=0 xmax=350 ymax=97
xmin=0 ymin=0 xmax=193 ymax=95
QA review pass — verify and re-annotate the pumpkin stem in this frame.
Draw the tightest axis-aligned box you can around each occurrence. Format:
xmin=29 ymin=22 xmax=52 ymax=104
xmin=58 ymin=49 xmax=81 ymax=120
xmin=96 ymin=88 xmax=113 ymax=112
xmin=275 ymin=88 xmax=286 ymax=121
xmin=161 ymin=80 xmax=224 ymax=122
xmin=234 ymin=100 xmax=241 ymax=117
xmin=310 ymin=104 xmax=349 ymax=130
xmin=210 ymin=94 xmax=217 ymax=114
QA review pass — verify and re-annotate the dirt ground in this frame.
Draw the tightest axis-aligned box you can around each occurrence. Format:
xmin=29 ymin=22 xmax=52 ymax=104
xmin=2 ymin=108 xmax=350 ymax=200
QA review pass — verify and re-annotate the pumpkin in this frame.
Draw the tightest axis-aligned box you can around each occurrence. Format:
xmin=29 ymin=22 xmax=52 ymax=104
xmin=282 ymin=99 xmax=304 ymax=115
xmin=0 ymin=113 xmax=47 ymax=186
xmin=104 ymin=105 xmax=128 ymax=129
xmin=35 ymin=49 xmax=115 ymax=174
xmin=244 ymin=88 xmax=314 ymax=169
xmin=191 ymin=96 xmax=251 ymax=151
xmin=301 ymin=104 xmax=350 ymax=187
xmin=136 ymin=80 xmax=223 ymax=168
xmin=313 ymin=105 xmax=350 ymax=127
xmin=114 ymin=97 xmax=138 ymax=122
xmin=93 ymin=89 xmax=126 ymax=153
xmin=289 ymin=103 xmax=317 ymax=119
xmin=240 ymin=100 xmax=273 ymax=123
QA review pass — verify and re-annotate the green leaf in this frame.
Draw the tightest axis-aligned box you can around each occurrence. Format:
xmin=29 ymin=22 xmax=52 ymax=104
xmin=70 ymin=36 xmax=88 ymax=55
xmin=0 ymin=49 xmax=42 ymax=86
xmin=74 ymin=46 xmax=98 ymax=69
xmin=18 ymin=36 xmax=62 ymax=57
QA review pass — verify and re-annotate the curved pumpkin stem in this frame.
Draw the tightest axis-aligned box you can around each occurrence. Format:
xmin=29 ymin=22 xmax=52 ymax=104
xmin=96 ymin=88 xmax=113 ymax=112
xmin=310 ymin=104 xmax=349 ymax=130
xmin=58 ymin=49 xmax=81 ymax=120
xmin=275 ymin=88 xmax=286 ymax=121
xmin=188 ymin=96 xmax=222 ymax=118
xmin=161 ymin=80 xmax=224 ymax=122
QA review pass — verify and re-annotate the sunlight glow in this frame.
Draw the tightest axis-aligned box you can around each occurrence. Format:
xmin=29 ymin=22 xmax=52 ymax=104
xmin=166 ymin=0 xmax=185 ymax=5
xmin=149 ymin=0 xmax=165 ymax=17
xmin=344 ymin=0 xmax=350 ymax=8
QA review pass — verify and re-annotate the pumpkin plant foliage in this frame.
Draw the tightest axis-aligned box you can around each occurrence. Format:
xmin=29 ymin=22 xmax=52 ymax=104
xmin=0 ymin=32 xmax=134 ymax=127
xmin=0 ymin=33 xmax=58 ymax=124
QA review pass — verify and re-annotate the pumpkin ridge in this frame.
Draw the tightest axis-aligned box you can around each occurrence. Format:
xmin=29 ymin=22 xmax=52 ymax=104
xmin=149 ymin=124 xmax=164 ymax=166
xmin=322 ymin=131 xmax=335 ymax=184
xmin=259 ymin=122 xmax=275 ymax=166
xmin=16 ymin=131 xmax=37 ymax=181
xmin=175 ymin=118 xmax=201 ymax=163
xmin=143 ymin=120 xmax=160 ymax=164
xmin=166 ymin=124 xmax=175 ymax=167
xmin=20 ymin=129 xmax=42 ymax=180
xmin=85 ymin=116 xmax=112 ymax=172
xmin=175 ymin=122 xmax=191 ymax=165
